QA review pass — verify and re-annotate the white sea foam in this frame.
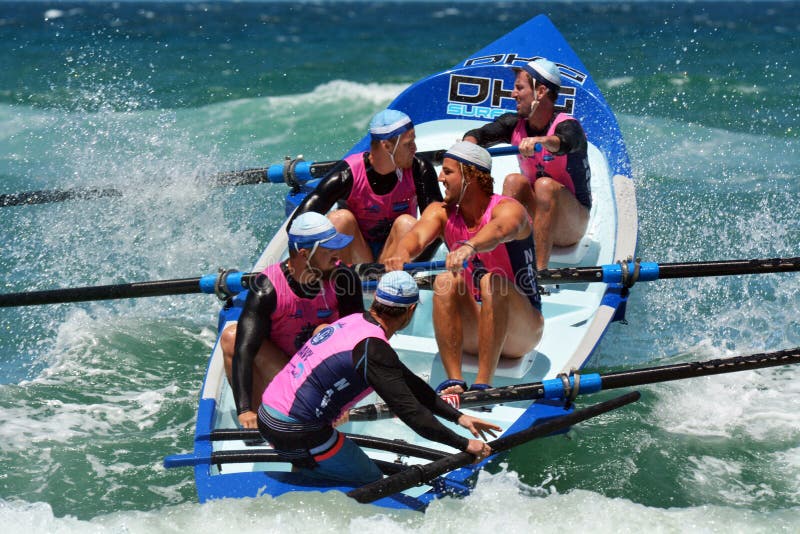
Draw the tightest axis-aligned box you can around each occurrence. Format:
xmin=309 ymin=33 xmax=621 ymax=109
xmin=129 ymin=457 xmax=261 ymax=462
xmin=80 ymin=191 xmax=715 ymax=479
xmin=2 ymin=471 xmax=799 ymax=534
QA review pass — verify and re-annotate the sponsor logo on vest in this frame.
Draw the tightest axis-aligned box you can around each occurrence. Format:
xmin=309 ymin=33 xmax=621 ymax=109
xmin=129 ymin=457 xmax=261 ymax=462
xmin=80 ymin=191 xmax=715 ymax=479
xmin=310 ymin=325 xmax=335 ymax=345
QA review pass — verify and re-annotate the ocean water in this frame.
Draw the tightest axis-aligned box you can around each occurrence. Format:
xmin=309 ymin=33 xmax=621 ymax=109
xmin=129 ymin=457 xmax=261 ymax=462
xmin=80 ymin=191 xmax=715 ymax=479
xmin=1 ymin=1 xmax=799 ymax=531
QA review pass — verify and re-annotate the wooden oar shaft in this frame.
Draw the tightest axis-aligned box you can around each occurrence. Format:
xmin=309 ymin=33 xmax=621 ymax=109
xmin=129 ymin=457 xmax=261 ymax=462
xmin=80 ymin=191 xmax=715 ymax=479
xmin=347 ymin=391 xmax=640 ymax=504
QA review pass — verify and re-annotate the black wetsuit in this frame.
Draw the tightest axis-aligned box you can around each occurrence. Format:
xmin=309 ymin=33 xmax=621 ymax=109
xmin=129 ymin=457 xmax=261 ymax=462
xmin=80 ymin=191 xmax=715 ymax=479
xmin=232 ymin=262 xmax=364 ymax=415
xmin=464 ymin=112 xmax=592 ymax=208
xmin=289 ymin=153 xmax=442 ymax=248
xmin=353 ymin=313 xmax=468 ymax=451
xmin=257 ymin=311 xmax=469 ymax=460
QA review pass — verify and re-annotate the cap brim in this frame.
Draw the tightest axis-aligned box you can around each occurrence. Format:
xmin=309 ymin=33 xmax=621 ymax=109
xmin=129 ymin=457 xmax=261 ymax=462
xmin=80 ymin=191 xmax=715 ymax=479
xmin=318 ymin=233 xmax=354 ymax=250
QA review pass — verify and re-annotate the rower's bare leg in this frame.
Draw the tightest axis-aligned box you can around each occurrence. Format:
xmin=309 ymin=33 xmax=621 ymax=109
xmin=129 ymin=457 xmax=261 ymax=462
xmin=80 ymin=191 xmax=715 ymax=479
xmin=502 ymin=172 xmax=536 ymax=222
xmin=378 ymin=214 xmax=417 ymax=263
xmin=328 ymin=209 xmax=374 ymax=264
xmin=476 ymin=274 xmax=544 ymax=385
xmin=432 ymin=272 xmax=479 ymax=393
xmin=221 ymin=324 xmax=238 ymax=383
xmin=221 ymin=324 xmax=289 ymax=409
xmin=475 ymin=274 xmax=512 ymax=386
xmin=250 ymin=340 xmax=290 ymax=408
xmin=533 ymin=177 xmax=589 ymax=270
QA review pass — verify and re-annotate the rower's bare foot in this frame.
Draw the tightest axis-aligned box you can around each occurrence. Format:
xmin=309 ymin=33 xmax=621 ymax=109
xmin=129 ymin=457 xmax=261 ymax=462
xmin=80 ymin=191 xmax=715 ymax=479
xmin=435 ymin=379 xmax=467 ymax=396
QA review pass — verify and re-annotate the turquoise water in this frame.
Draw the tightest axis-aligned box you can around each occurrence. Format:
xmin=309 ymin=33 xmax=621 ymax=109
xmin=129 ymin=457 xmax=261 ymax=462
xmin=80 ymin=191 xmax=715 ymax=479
xmin=1 ymin=2 xmax=799 ymax=531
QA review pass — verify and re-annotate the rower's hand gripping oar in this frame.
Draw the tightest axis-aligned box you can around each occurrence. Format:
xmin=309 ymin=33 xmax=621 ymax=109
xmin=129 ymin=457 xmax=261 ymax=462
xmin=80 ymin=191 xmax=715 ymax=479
xmin=1 ymin=146 xmax=521 ymax=208
xmin=0 ymin=260 xmax=446 ymax=308
xmin=348 ymin=346 xmax=800 ymax=421
xmin=346 ymin=391 xmax=641 ymax=504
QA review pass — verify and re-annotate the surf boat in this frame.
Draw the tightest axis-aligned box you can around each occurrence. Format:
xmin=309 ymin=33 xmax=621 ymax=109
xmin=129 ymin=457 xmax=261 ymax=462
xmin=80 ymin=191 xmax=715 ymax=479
xmin=165 ymin=14 xmax=638 ymax=511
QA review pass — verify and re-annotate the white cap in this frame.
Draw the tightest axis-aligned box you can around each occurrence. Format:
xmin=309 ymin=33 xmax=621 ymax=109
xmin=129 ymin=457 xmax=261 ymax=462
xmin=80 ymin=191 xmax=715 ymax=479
xmin=443 ymin=141 xmax=492 ymax=172
xmin=288 ymin=212 xmax=353 ymax=250
xmin=375 ymin=271 xmax=419 ymax=307
xmin=369 ymin=109 xmax=414 ymax=140
xmin=521 ymin=58 xmax=561 ymax=93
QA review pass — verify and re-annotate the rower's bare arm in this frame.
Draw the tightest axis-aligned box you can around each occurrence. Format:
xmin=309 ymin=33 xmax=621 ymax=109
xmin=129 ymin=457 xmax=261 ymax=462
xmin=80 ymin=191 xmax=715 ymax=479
xmin=469 ymin=199 xmax=531 ymax=251
xmin=384 ymin=202 xmax=446 ymax=271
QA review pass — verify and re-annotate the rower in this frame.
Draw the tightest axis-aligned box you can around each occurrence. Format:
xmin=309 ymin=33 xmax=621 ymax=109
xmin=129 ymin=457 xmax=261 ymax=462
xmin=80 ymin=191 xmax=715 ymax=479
xmin=258 ymin=271 xmax=500 ymax=486
xmin=288 ymin=109 xmax=442 ymax=264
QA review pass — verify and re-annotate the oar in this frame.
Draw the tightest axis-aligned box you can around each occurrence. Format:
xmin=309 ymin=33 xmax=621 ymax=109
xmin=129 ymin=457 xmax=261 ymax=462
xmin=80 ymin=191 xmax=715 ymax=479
xmin=1 ymin=146 xmax=520 ymax=208
xmin=346 ymin=390 xmax=640 ymax=504
xmin=0 ymin=260 xmax=445 ymax=308
xmin=413 ymin=255 xmax=800 ymax=290
xmin=0 ymin=187 xmax=123 ymax=207
xmin=164 ymin=432 xmax=449 ymax=469
xmin=539 ymin=256 xmax=800 ymax=285
xmin=348 ymin=346 xmax=800 ymax=421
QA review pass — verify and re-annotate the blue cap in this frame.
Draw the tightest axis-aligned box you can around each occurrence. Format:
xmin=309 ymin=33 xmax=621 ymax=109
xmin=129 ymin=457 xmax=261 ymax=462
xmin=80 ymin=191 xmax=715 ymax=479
xmin=375 ymin=271 xmax=419 ymax=307
xmin=288 ymin=212 xmax=353 ymax=250
xmin=443 ymin=141 xmax=492 ymax=172
xmin=369 ymin=109 xmax=414 ymax=140
xmin=520 ymin=58 xmax=561 ymax=93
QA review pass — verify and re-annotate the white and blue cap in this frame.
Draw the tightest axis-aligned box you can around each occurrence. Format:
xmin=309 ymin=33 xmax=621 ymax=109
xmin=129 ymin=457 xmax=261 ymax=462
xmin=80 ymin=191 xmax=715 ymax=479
xmin=369 ymin=109 xmax=414 ymax=140
xmin=375 ymin=271 xmax=419 ymax=308
xmin=520 ymin=58 xmax=562 ymax=93
xmin=288 ymin=212 xmax=353 ymax=250
xmin=443 ymin=141 xmax=492 ymax=173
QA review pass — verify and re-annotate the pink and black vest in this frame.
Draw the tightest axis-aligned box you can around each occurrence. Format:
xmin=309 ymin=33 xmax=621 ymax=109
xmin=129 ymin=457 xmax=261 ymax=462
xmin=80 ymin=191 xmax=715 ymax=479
xmin=511 ymin=113 xmax=575 ymax=195
xmin=444 ymin=195 xmax=541 ymax=310
xmin=344 ymin=152 xmax=418 ymax=244
xmin=261 ymin=262 xmax=339 ymax=357
xmin=262 ymin=313 xmax=383 ymax=424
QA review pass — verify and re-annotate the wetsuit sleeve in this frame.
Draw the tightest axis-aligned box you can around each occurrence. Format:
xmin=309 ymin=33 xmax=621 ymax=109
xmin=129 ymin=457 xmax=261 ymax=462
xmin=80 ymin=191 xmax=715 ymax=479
xmin=287 ymin=161 xmax=354 ymax=229
xmin=232 ymin=275 xmax=277 ymax=415
xmin=412 ymin=156 xmax=443 ymax=211
xmin=553 ymin=118 xmax=587 ymax=155
xmin=354 ymin=337 xmax=469 ymax=452
xmin=462 ymin=113 xmax=519 ymax=146
xmin=332 ymin=264 xmax=364 ymax=316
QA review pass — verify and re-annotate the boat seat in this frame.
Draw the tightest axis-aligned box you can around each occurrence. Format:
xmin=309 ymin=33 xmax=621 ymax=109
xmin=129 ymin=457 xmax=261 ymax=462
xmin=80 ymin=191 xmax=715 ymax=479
xmin=429 ymin=348 xmax=538 ymax=383
xmin=548 ymin=234 xmax=597 ymax=267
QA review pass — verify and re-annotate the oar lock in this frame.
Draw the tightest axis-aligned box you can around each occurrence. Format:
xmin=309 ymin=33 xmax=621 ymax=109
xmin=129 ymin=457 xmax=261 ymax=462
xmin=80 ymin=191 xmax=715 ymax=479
xmin=282 ymin=155 xmax=306 ymax=193
xmin=213 ymin=268 xmax=241 ymax=301
xmin=557 ymin=368 xmax=581 ymax=409
xmin=618 ymin=256 xmax=642 ymax=293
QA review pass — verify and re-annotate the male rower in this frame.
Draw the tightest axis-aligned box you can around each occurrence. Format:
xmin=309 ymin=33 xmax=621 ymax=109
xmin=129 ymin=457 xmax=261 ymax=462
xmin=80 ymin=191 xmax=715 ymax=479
xmin=384 ymin=142 xmax=544 ymax=394
xmin=289 ymin=109 xmax=442 ymax=264
xmin=221 ymin=212 xmax=364 ymax=429
xmin=463 ymin=58 xmax=591 ymax=270
xmin=258 ymin=271 xmax=500 ymax=485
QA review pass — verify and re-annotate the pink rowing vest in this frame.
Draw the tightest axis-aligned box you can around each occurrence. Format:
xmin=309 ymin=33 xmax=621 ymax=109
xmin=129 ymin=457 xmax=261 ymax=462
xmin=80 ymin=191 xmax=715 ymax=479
xmin=344 ymin=152 xmax=418 ymax=244
xmin=263 ymin=313 xmax=384 ymax=423
xmin=261 ymin=262 xmax=339 ymax=357
xmin=511 ymin=113 xmax=575 ymax=195
xmin=444 ymin=195 xmax=539 ymax=309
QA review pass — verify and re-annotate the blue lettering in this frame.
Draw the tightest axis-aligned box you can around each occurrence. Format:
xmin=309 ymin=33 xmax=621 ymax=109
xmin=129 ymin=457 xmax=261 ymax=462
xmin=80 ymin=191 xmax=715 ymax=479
xmin=447 ymin=103 xmax=507 ymax=120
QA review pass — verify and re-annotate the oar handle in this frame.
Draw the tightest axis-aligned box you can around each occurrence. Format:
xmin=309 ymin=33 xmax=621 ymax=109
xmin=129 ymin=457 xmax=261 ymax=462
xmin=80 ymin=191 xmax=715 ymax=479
xmin=347 ymin=391 xmax=640 ymax=503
